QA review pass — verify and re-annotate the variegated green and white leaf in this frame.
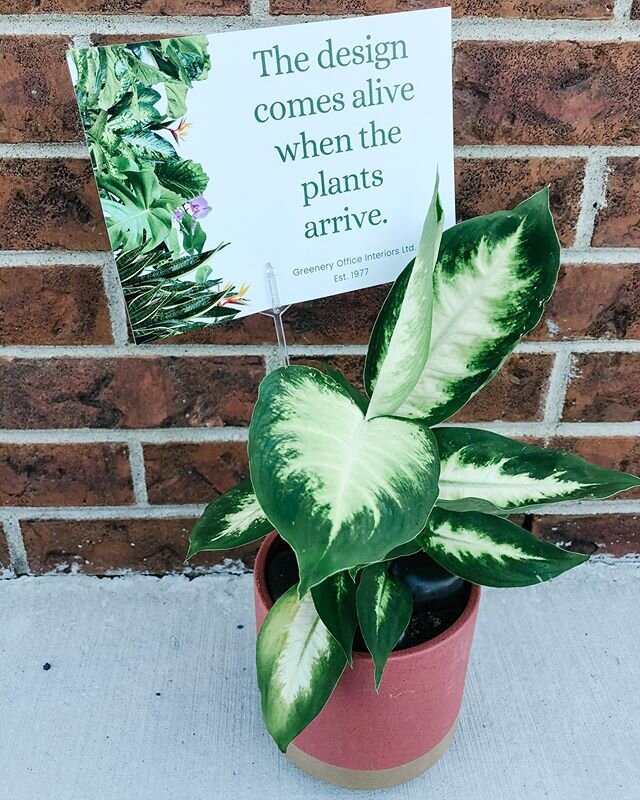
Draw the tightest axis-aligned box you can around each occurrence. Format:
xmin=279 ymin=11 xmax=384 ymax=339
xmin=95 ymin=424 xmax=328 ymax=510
xmin=249 ymin=366 xmax=440 ymax=595
xmin=187 ymin=479 xmax=272 ymax=559
xmin=257 ymin=585 xmax=347 ymax=752
xmin=366 ymin=188 xmax=560 ymax=425
xmin=311 ymin=571 xmax=358 ymax=663
xmin=420 ymin=507 xmax=588 ymax=587
xmin=435 ymin=427 xmax=640 ymax=514
xmin=385 ymin=538 xmax=422 ymax=560
xmin=365 ymin=180 xmax=444 ymax=419
xmin=356 ymin=562 xmax=412 ymax=689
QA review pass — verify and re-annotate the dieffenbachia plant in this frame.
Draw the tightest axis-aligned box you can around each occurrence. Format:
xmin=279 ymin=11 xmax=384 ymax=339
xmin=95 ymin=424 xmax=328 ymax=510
xmin=187 ymin=183 xmax=640 ymax=753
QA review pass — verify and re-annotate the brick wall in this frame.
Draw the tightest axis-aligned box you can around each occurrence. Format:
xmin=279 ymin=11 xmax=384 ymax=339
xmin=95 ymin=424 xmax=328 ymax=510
xmin=1 ymin=2 xmax=639 ymax=577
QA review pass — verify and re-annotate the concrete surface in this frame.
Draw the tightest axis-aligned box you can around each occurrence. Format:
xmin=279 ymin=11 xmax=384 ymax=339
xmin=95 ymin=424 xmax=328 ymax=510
xmin=1 ymin=561 xmax=638 ymax=800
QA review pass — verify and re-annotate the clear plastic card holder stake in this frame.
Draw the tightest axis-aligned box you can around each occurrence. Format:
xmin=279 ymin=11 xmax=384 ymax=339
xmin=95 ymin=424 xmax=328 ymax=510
xmin=260 ymin=262 xmax=290 ymax=369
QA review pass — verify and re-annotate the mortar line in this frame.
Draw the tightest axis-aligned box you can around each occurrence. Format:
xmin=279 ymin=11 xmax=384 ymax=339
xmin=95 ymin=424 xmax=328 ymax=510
xmin=1 ymin=248 xmax=639 ymax=268
xmin=101 ymin=254 xmax=132 ymax=347
xmin=574 ymin=152 xmax=609 ymax=249
xmin=250 ymin=0 xmax=273 ymax=22
xmin=4 ymin=143 xmax=640 ymax=161
xmin=70 ymin=34 xmax=93 ymax=50
xmin=0 ymin=143 xmax=87 ymax=159
xmin=542 ymin=350 xmax=573 ymax=429
xmin=516 ymin=340 xmax=640 ymax=353
xmin=264 ymin=345 xmax=287 ymax=373
xmin=560 ymin=248 xmax=640 ymax=263
xmin=455 ymin=145 xmax=640 ymax=159
xmin=2 ymin=340 xmax=640 ymax=358
xmin=4 ymin=505 xmax=207 ymax=521
xmin=1 ymin=514 xmax=29 ymax=576
xmin=0 ymin=251 xmax=111 ymax=267
xmin=437 ymin=421 xmax=640 ymax=437
xmin=0 ymin=428 xmax=251 ymax=444
xmin=0 ymin=15 xmax=639 ymax=39
xmin=127 ymin=440 xmax=149 ymax=505
xmin=0 ymin=343 xmax=371 ymax=357
xmin=3 ymin=499 xmax=640 ymax=521
xmin=0 ymin=422 xmax=638 ymax=445
xmin=614 ymin=0 xmax=635 ymax=20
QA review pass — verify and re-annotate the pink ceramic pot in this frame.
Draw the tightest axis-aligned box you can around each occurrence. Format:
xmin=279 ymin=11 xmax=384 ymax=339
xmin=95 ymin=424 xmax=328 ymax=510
xmin=254 ymin=532 xmax=481 ymax=790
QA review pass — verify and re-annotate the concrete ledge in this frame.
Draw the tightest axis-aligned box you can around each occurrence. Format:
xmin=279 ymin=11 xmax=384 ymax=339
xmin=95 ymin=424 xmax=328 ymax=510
xmin=1 ymin=561 xmax=638 ymax=799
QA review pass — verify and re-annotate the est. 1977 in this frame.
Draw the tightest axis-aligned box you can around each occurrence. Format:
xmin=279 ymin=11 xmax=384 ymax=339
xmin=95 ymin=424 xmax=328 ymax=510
xmin=334 ymin=267 xmax=369 ymax=282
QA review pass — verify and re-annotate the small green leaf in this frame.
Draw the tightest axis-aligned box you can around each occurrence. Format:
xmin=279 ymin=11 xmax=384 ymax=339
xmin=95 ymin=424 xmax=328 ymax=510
xmin=356 ymin=562 xmax=412 ymax=689
xmin=165 ymin=81 xmax=188 ymax=118
xmin=420 ymin=507 xmax=588 ymax=588
xmin=249 ymin=366 xmax=440 ymax=595
xmin=155 ymin=159 xmax=208 ymax=201
xmin=435 ymin=427 xmax=640 ymax=514
xmin=365 ymin=179 xmax=444 ymax=419
xmin=187 ymin=479 xmax=272 ymax=559
xmin=257 ymin=586 xmax=347 ymax=752
xmin=311 ymin=572 xmax=358 ymax=664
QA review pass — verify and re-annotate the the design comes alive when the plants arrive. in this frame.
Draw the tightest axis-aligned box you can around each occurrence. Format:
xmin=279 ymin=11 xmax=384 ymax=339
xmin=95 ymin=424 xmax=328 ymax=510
xmin=69 ymin=37 xmax=249 ymax=342
xmin=187 ymin=182 xmax=640 ymax=752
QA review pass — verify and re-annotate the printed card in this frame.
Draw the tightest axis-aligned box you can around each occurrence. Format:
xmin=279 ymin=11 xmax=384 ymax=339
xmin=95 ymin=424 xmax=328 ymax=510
xmin=69 ymin=9 xmax=455 ymax=342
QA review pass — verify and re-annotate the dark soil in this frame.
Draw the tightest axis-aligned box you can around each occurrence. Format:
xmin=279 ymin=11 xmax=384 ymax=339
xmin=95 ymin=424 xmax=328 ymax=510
xmin=264 ymin=538 xmax=470 ymax=652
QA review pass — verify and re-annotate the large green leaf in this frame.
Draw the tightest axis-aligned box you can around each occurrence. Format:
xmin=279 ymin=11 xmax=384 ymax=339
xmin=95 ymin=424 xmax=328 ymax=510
xmin=420 ymin=507 xmax=588 ymax=587
xmin=356 ymin=562 xmax=412 ymax=689
xmin=365 ymin=180 xmax=444 ymax=419
xmin=367 ymin=188 xmax=560 ymax=425
xmin=435 ymin=427 xmax=640 ymax=514
xmin=187 ymin=479 xmax=272 ymax=560
xmin=155 ymin=159 xmax=208 ymax=201
xmin=311 ymin=571 xmax=358 ymax=663
xmin=101 ymin=169 xmax=181 ymax=253
xmin=249 ymin=366 xmax=440 ymax=595
xmin=257 ymin=585 xmax=347 ymax=752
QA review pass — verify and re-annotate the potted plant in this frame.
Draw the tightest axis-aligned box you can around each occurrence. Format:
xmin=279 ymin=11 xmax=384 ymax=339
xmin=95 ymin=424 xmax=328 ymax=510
xmin=187 ymin=182 xmax=639 ymax=790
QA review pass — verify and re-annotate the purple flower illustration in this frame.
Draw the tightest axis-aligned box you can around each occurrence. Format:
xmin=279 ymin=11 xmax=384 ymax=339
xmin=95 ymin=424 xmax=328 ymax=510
xmin=186 ymin=195 xmax=212 ymax=220
xmin=173 ymin=208 xmax=184 ymax=222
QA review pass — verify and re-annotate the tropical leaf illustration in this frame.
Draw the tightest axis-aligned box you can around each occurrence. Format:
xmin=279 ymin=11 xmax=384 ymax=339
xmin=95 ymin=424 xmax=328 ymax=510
xmin=68 ymin=36 xmax=248 ymax=343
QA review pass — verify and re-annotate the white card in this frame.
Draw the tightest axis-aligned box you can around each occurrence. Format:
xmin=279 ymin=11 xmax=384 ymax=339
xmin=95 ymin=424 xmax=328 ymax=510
xmin=69 ymin=9 xmax=454 ymax=342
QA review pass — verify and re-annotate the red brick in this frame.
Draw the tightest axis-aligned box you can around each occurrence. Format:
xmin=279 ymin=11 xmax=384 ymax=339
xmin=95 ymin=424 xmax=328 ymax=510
xmin=532 ymin=515 xmax=640 ymax=557
xmin=0 ymin=266 xmax=112 ymax=345
xmin=546 ymin=437 xmax=640 ymax=499
xmin=90 ymin=34 xmax=186 ymax=46
xmin=0 ymin=357 xmax=264 ymax=429
xmin=0 ymin=159 xmax=109 ymax=251
xmin=2 ymin=0 xmax=247 ymax=13
xmin=455 ymin=42 xmax=640 ymax=147
xmin=455 ymin=159 xmax=585 ymax=247
xmin=22 ymin=517 xmax=261 ymax=575
xmin=291 ymin=355 xmax=367 ymax=392
xmin=270 ymin=0 xmax=611 ymax=17
xmin=144 ymin=441 xmax=249 ymax=504
xmin=0 ymin=37 xmax=82 ymax=143
xmin=293 ymin=352 xmax=552 ymax=422
xmin=529 ymin=264 xmax=640 ymax=341
xmin=168 ymin=284 xmax=391 ymax=346
xmin=0 ymin=443 xmax=133 ymax=506
xmin=451 ymin=353 xmax=552 ymax=423
xmin=0 ymin=527 xmax=10 ymax=573
xmin=593 ymin=158 xmax=640 ymax=247
xmin=563 ymin=353 xmax=640 ymax=422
